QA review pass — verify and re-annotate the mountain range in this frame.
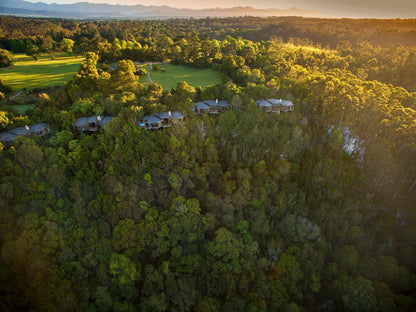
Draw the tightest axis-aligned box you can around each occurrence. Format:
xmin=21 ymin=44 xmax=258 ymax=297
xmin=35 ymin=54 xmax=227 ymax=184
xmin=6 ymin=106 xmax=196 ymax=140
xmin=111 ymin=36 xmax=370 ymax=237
xmin=0 ymin=0 xmax=325 ymax=19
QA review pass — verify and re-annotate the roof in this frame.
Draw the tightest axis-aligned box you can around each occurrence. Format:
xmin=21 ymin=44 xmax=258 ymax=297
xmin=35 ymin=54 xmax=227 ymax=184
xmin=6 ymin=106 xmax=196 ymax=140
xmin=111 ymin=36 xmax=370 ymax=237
xmin=281 ymin=100 xmax=294 ymax=107
xmin=0 ymin=132 xmax=19 ymax=143
xmin=266 ymin=98 xmax=281 ymax=105
xmin=256 ymin=100 xmax=272 ymax=107
xmin=10 ymin=126 xmax=30 ymax=136
xmin=143 ymin=115 xmax=162 ymax=124
xmin=30 ymin=123 xmax=49 ymax=132
xmin=218 ymin=100 xmax=230 ymax=107
xmin=74 ymin=117 xmax=89 ymax=127
xmin=98 ymin=116 xmax=114 ymax=126
xmin=155 ymin=112 xmax=171 ymax=119
xmin=204 ymin=100 xmax=218 ymax=107
xmin=171 ymin=111 xmax=184 ymax=119
xmin=88 ymin=116 xmax=101 ymax=123
xmin=194 ymin=102 xmax=211 ymax=110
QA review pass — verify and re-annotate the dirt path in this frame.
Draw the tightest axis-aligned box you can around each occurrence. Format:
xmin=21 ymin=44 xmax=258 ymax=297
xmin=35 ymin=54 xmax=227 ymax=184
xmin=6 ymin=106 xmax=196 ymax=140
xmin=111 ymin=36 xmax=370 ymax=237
xmin=147 ymin=71 xmax=154 ymax=84
xmin=9 ymin=90 xmax=24 ymax=100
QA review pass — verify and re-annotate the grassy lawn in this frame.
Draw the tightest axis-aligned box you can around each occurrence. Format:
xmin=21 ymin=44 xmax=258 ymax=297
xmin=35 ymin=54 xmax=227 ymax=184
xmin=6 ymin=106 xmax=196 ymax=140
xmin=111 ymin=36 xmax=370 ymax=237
xmin=0 ymin=53 xmax=84 ymax=91
xmin=139 ymin=63 xmax=223 ymax=90
xmin=3 ymin=104 xmax=35 ymax=114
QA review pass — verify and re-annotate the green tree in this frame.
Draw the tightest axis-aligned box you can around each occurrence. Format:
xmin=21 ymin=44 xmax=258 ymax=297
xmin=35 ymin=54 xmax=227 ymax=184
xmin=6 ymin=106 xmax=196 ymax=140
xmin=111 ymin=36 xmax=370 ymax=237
xmin=0 ymin=49 xmax=13 ymax=68
xmin=60 ymin=38 xmax=75 ymax=55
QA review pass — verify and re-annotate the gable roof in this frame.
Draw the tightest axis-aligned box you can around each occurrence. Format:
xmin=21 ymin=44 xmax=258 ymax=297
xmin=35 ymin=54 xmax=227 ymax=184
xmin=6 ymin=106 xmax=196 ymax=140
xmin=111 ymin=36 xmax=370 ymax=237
xmin=155 ymin=111 xmax=171 ymax=119
xmin=266 ymin=98 xmax=281 ymax=105
xmin=194 ymin=101 xmax=211 ymax=110
xmin=281 ymin=100 xmax=294 ymax=107
xmin=0 ymin=131 xmax=19 ymax=143
xmin=10 ymin=126 xmax=30 ymax=136
xmin=98 ymin=116 xmax=114 ymax=127
xmin=171 ymin=111 xmax=184 ymax=119
xmin=204 ymin=100 xmax=218 ymax=107
xmin=74 ymin=117 xmax=89 ymax=127
xmin=87 ymin=116 xmax=101 ymax=123
xmin=143 ymin=115 xmax=162 ymax=124
xmin=218 ymin=100 xmax=231 ymax=107
xmin=256 ymin=100 xmax=272 ymax=107
xmin=30 ymin=123 xmax=49 ymax=133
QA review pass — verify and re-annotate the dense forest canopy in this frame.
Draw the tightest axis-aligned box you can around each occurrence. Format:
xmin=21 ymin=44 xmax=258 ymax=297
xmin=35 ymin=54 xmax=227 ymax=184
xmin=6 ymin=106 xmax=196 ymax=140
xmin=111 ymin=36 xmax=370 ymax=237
xmin=0 ymin=15 xmax=415 ymax=312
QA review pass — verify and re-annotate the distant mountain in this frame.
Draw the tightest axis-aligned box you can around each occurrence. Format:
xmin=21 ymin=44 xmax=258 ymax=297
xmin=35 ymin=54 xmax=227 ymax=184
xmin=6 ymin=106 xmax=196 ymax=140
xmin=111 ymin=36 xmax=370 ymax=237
xmin=0 ymin=0 xmax=325 ymax=19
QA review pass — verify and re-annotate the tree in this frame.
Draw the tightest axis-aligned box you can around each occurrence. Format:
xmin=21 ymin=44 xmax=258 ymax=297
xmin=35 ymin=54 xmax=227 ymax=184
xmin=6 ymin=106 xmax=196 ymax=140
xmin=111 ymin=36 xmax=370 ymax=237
xmin=109 ymin=253 xmax=139 ymax=299
xmin=60 ymin=38 xmax=75 ymax=55
xmin=111 ymin=59 xmax=139 ymax=92
xmin=337 ymin=276 xmax=378 ymax=312
xmin=207 ymin=228 xmax=244 ymax=274
xmin=0 ymin=49 xmax=13 ymax=68
xmin=0 ymin=111 xmax=9 ymax=129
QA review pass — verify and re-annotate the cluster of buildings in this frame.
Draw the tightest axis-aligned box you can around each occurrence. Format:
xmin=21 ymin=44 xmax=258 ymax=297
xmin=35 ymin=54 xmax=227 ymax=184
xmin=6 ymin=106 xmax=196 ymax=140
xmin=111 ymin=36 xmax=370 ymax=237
xmin=140 ymin=111 xmax=185 ymax=130
xmin=1 ymin=98 xmax=295 ymax=143
xmin=256 ymin=99 xmax=294 ymax=113
xmin=0 ymin=123 xmax=50 ymax=145
xmin=192 ymin=98 xmax=294 ymax=115
xmin=73 ymin=116 xmax=114 ymax=133
xmin=193 ymin=100 xmax=233 ymax=114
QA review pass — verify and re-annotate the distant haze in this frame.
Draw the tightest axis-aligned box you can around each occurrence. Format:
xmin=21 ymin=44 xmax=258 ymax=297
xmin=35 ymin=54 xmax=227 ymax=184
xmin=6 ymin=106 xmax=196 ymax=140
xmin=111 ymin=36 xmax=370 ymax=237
xmin=21 ymin=0 xmax=416 ymax=17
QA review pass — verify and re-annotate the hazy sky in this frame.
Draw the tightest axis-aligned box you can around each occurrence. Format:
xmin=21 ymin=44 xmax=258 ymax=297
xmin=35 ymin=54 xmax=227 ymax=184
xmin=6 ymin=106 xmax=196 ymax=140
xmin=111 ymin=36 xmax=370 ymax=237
xmin=24 ymin=0 xmax=416 ymax=17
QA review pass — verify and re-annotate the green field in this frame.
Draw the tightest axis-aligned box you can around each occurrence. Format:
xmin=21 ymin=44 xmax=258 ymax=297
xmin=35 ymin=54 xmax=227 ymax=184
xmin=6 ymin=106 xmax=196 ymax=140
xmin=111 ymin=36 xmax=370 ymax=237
xmin=139 ymin=63 xmax=223 ymax=90
xmin=0 ymin=53 xmax=84 ymax=91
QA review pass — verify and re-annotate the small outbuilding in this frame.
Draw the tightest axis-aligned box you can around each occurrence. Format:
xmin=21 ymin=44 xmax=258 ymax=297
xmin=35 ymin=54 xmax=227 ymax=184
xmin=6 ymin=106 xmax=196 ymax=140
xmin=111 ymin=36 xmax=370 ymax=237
xmin=256 ymin=99 xmax=294 ymax=113
xmin=73 ymin=116 xmax=115 ymax=133
xmin=141 ymin=115 xmax=163 ymax=130
xmin=256 ymin=100 xmax=274 ymax=112
xmin=29 ymin=123 xmax=50 ymax=137
xmin=170 ymin=111 xmax=185 ymax=122
xmin=73 ymin=117 xmax=90 ymax=133
xmin=0 ymin=131 xmax=19 ymax=145
xmin=280 ymin=100 xmax=294 ymax=112
xmin=140 ymin=111 xmax=185 ymax=130
xmin=193 ymin=101 xmax=213 ymax=114
xmin=218 ymin=100 xmax=232 ymax=112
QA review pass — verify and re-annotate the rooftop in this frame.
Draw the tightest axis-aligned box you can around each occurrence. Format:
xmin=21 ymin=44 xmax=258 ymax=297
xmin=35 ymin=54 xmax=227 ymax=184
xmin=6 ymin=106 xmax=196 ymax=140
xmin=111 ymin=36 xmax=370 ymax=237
xmin=0 ymin=131 xmax=19 ymax=143
xmin=30 ymin=122 xmax=49 ymax=132
xmin=143 ymin=115 xmax=162 ymax=124
xmin=10 ymin=126 xmax=30 ymax=136
xmin=256 ymin=100 xmax=272 ymax=107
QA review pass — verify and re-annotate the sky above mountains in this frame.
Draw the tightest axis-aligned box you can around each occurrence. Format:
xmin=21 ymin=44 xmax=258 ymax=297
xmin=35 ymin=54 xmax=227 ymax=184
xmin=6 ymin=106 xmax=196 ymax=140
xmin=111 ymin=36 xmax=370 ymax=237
xmin=23 ymin=0 xmax=416 ymax=17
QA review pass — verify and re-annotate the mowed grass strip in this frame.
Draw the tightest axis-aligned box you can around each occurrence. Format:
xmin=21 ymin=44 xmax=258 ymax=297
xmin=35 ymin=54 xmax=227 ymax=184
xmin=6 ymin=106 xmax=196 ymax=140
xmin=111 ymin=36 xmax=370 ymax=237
xmin=139 ymin=63 xmax=222 ymax=90
xmin=0 ymin=53 xmax=84 ymax=90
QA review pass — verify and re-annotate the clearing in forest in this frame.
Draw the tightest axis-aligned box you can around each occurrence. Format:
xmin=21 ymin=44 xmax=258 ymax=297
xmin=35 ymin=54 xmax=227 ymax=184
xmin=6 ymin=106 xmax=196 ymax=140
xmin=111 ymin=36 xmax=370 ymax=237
xmin=139 ymin=63 xmax=223 ymax=90
xmin=0 ymin=53 xmax=84 ymax=90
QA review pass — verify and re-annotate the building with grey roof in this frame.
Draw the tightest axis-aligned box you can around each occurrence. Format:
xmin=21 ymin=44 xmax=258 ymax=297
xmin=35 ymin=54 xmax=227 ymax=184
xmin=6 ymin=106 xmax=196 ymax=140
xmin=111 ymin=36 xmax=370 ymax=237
xmin=98 ymin=116 xmax=114 ymax=129
xmin=256 ymin=100 xmax=273 ymax=112
xmin=140 ymin=111 xmax=185 ymax=130
xmin=29 ymin=123 xmax=50 ymax=137
xmin=73 ymin=116 xmax=115 ymax=133
xmin=0 ymin=132 xmax=19 ymax=145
